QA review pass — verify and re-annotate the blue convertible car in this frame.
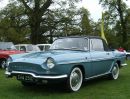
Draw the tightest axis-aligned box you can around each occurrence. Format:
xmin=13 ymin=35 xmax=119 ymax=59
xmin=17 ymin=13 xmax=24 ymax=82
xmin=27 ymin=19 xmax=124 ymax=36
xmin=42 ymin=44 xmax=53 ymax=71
xmin=5 ymin=36 xmax=127 ymax=92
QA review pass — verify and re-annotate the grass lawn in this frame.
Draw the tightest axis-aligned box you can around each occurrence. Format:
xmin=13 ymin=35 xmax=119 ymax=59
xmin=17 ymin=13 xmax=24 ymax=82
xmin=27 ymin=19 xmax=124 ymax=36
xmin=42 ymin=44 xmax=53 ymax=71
xmin=0 ymin=61 xmax=130 ymax=99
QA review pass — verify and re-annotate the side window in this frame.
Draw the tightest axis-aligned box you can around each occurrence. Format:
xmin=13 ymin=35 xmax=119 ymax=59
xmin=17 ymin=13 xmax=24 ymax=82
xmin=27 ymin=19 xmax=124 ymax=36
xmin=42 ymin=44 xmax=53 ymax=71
xmin=20 ymin=46 xmax=26 ymax=51
xmin=38 ymin=46 xmax=44 ymax=51
xmin=79 ymin=39 xmax=88 ymax=51
xmin=27 ymin=45 xmax=33 ymax=51
xmin=45 ymin=45 xmax=50 ymax=51
xmin=90 ymin=39 xmax=104 ymax=51
xmin=15 ymin=46 xmax=19 ymax=50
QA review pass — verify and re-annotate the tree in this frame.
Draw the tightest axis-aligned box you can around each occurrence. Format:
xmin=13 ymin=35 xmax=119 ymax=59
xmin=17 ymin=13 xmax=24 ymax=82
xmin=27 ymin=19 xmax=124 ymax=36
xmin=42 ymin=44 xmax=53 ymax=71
xmin=16 ymin=0 xmax=53 ymax=44
xmin=99 ymin=0 xmax=128 ymax=48
xmin=14 ymin=0 xmax=81 ymax=44
xmin=125 ymin=8 xmax=130 ymax=49
xmin=81 ymin=8 xmax=92 ymax=35
xmin=0 ymin=1 xmax=29 ymax=43
xmin=0 ymin=0 xmax=92 ymax=44
xmin=38 ymin=0 xmax=81 ymax=43
xmin=46 ymin=0 xmax=81 ymax=37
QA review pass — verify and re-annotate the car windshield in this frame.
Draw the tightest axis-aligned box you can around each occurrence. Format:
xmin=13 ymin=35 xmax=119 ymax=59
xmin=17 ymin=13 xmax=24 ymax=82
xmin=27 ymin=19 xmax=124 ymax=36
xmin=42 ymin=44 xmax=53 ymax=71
xmin=50 ymin=38 xmax=88 ymax=51
xmin=0 ymin=42 xmax=16 ymax=50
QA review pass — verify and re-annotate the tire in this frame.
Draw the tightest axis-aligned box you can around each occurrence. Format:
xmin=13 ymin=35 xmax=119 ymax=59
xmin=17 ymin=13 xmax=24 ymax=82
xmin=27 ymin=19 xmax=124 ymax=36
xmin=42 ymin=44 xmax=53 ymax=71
xmin=21 ymin=81 xmax=36 ymax=87
xmin=109 ymin=63 xmax=119 ymax=80
xmin=0 ymin=59 xmax=6 ymax=69
xmin=66 ymin=67 xmax=83 ymax=92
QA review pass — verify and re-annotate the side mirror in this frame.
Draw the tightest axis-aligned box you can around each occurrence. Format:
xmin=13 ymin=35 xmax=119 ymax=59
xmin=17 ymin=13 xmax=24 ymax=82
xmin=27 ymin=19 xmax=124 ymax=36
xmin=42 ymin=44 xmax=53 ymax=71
xmin=108 ymin=45 xmax=115 ymax=51
xmin=111 ymin=49 xmax=115 ymax=51
xmin=108 ymin=48 xmax=115 ymax=51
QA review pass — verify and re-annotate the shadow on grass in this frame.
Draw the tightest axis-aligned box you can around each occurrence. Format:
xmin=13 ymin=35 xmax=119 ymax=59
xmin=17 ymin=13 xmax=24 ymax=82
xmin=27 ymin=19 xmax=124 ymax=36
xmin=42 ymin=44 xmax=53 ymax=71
xmin=82 ymin=75 xmax=110 ymax=87
xmin=24 ymin=83 xmax=67 ymax=93
xmin=6 ymin=82 xmax=82 ymax=95
xmin=6 ymin=76 xmax=110 ymax=95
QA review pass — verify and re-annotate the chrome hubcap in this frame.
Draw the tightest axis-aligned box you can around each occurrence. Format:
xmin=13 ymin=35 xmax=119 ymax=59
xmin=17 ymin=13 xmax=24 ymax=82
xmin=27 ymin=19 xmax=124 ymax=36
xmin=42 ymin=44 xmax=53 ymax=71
xmin=112 ymin=65 xmax=119 ymax=79
xmin=70 ymin=68 xmax=83 ymax=91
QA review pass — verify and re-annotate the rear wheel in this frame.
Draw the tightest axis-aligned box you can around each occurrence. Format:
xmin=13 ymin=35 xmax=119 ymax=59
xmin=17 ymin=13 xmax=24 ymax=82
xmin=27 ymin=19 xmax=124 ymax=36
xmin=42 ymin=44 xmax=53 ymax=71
xmin=109 ymin=63 xmax=119 ymax=80
xmin=66 ymin=67 xmax=83 ymax=92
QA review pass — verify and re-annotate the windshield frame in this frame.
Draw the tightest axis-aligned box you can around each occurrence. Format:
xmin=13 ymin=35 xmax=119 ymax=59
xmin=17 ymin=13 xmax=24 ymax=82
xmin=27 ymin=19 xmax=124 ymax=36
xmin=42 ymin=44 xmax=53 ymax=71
xmin=50 ymin=37 xmax=89 ymax=51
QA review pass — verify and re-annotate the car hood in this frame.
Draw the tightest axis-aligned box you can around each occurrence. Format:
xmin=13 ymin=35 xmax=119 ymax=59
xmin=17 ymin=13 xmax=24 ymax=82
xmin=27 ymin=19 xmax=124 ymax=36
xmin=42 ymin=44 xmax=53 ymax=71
xmin=13 ymin=50 xmax=87 ymax=65
xmin=0 ymin=50 xmax=24 ymax=55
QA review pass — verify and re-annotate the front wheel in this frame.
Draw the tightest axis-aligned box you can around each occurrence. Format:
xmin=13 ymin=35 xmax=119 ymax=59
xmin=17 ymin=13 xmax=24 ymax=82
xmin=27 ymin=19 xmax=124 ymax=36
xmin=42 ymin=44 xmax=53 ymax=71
xmin=66 ymin=67 xmax=83 ymax=92
xmin=109 ymin=63 xmax=119 ymax=80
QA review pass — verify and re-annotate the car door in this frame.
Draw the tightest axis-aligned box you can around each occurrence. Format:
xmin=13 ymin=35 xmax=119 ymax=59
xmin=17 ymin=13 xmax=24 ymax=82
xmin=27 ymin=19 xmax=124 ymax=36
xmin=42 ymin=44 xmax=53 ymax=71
xmin=90 ymin=38 xmax=114 ymax=76
xmin=78 ymin=38 xmax=93 ymax=78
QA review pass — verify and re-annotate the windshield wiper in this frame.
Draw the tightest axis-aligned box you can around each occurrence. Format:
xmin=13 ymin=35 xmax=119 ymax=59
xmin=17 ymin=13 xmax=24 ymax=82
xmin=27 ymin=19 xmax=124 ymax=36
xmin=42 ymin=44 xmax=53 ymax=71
xmin=70 ymin=47 xmax=80 ymax=50
xmin=50 ymin=48 xmax=69 ymax=50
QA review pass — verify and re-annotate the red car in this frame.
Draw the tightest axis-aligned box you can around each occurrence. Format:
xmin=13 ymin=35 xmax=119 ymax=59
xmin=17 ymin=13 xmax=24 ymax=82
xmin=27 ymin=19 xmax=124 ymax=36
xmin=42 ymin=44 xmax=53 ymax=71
xmin=0 ymin=42 xmax=24 ymax=68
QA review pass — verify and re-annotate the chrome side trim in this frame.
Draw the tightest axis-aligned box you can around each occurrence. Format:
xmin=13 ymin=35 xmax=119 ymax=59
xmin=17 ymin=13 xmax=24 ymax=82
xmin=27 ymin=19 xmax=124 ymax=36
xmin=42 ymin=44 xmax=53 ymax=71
xmin=5 ymin=71 xmax=68 ymax=79
xmin=121 ymin=63 xmax=127 ymax=67
xmin=58 ymin=60 xmax=90 ymax=65
xmin=91 ymin=57 xmax=115 ymax=62
xmin=58 ymin=58 xmax=115 ymax=65
xmin=85 ymin=72 xmax=110 ymax=80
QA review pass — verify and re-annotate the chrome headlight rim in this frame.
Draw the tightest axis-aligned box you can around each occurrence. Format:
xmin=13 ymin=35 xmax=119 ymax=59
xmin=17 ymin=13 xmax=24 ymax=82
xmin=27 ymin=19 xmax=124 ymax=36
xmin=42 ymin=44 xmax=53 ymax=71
xmin=46 ymin=57 xmax=55 ymax=69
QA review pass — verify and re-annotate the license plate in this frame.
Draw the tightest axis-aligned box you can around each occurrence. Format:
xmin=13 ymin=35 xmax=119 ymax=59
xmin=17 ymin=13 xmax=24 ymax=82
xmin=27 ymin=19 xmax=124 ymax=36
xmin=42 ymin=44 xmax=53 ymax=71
xmin=17 ymin=74 xmax=33 ymax=81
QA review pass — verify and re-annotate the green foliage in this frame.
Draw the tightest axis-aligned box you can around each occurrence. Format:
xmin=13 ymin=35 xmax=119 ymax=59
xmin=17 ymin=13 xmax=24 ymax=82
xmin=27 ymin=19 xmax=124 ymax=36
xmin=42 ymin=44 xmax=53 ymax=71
xmin=47 ymin=0 xmax=81 ymax=37
xmin=15 ymin=0 xmax=53 ymax=44
xmin=0 ymin=0 xmax=83 ymax=44
xmin=0 ymin=1 xmax=30 ymax=44
xmin=99 ymin=0 xmax=128 ymax=49
xmin=81 ymin=8 xmax=92 ymax=35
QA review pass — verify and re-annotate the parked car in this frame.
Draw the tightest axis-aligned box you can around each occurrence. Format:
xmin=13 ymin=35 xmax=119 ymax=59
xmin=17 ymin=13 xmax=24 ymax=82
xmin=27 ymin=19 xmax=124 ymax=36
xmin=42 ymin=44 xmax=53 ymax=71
xmin=15 ymin=44 xmax=40 ymax=52
xmin=0 ymin=42 xmax=24 ymax=68
xmin=5 ymin=36 xmax=127 ymax=92
xmin=126 ymin=50 xmax=130 ymax=59
xmin=37 ymin=44 xmax=51 ymax=51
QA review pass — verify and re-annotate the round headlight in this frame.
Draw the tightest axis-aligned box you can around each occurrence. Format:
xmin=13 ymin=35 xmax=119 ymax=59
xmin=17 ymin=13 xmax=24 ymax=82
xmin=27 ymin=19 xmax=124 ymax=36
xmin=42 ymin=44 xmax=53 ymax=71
xmin=6 ymin=57 xmax=13 ymax=67
xmin=46 ymin=58 xmax=55 ymax=69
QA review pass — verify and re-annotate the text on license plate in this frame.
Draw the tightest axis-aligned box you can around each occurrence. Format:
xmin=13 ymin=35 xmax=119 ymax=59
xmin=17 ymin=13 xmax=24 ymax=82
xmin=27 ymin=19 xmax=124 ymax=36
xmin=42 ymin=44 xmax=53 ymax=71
xmin=17 ymin=75 xmax=33 ymax=81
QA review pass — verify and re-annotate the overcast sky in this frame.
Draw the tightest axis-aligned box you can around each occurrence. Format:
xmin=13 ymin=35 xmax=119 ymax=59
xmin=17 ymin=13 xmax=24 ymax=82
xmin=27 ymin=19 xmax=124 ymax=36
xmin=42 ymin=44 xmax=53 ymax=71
xmin=82 ymin=0 xmax=130 ymax=21
xmin=0 ymin=0 xmax=8 ymax=8
xmin=82 ymin=0 xmax=103 ymax=21
xmin=0 ymin=0 xmax=130 ymax=21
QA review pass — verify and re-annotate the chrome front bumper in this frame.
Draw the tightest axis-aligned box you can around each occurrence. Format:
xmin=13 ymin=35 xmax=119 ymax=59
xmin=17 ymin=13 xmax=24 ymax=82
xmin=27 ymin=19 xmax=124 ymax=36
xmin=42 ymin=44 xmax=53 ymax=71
xmin=5 ymin=71 xmax=68 ymax=79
